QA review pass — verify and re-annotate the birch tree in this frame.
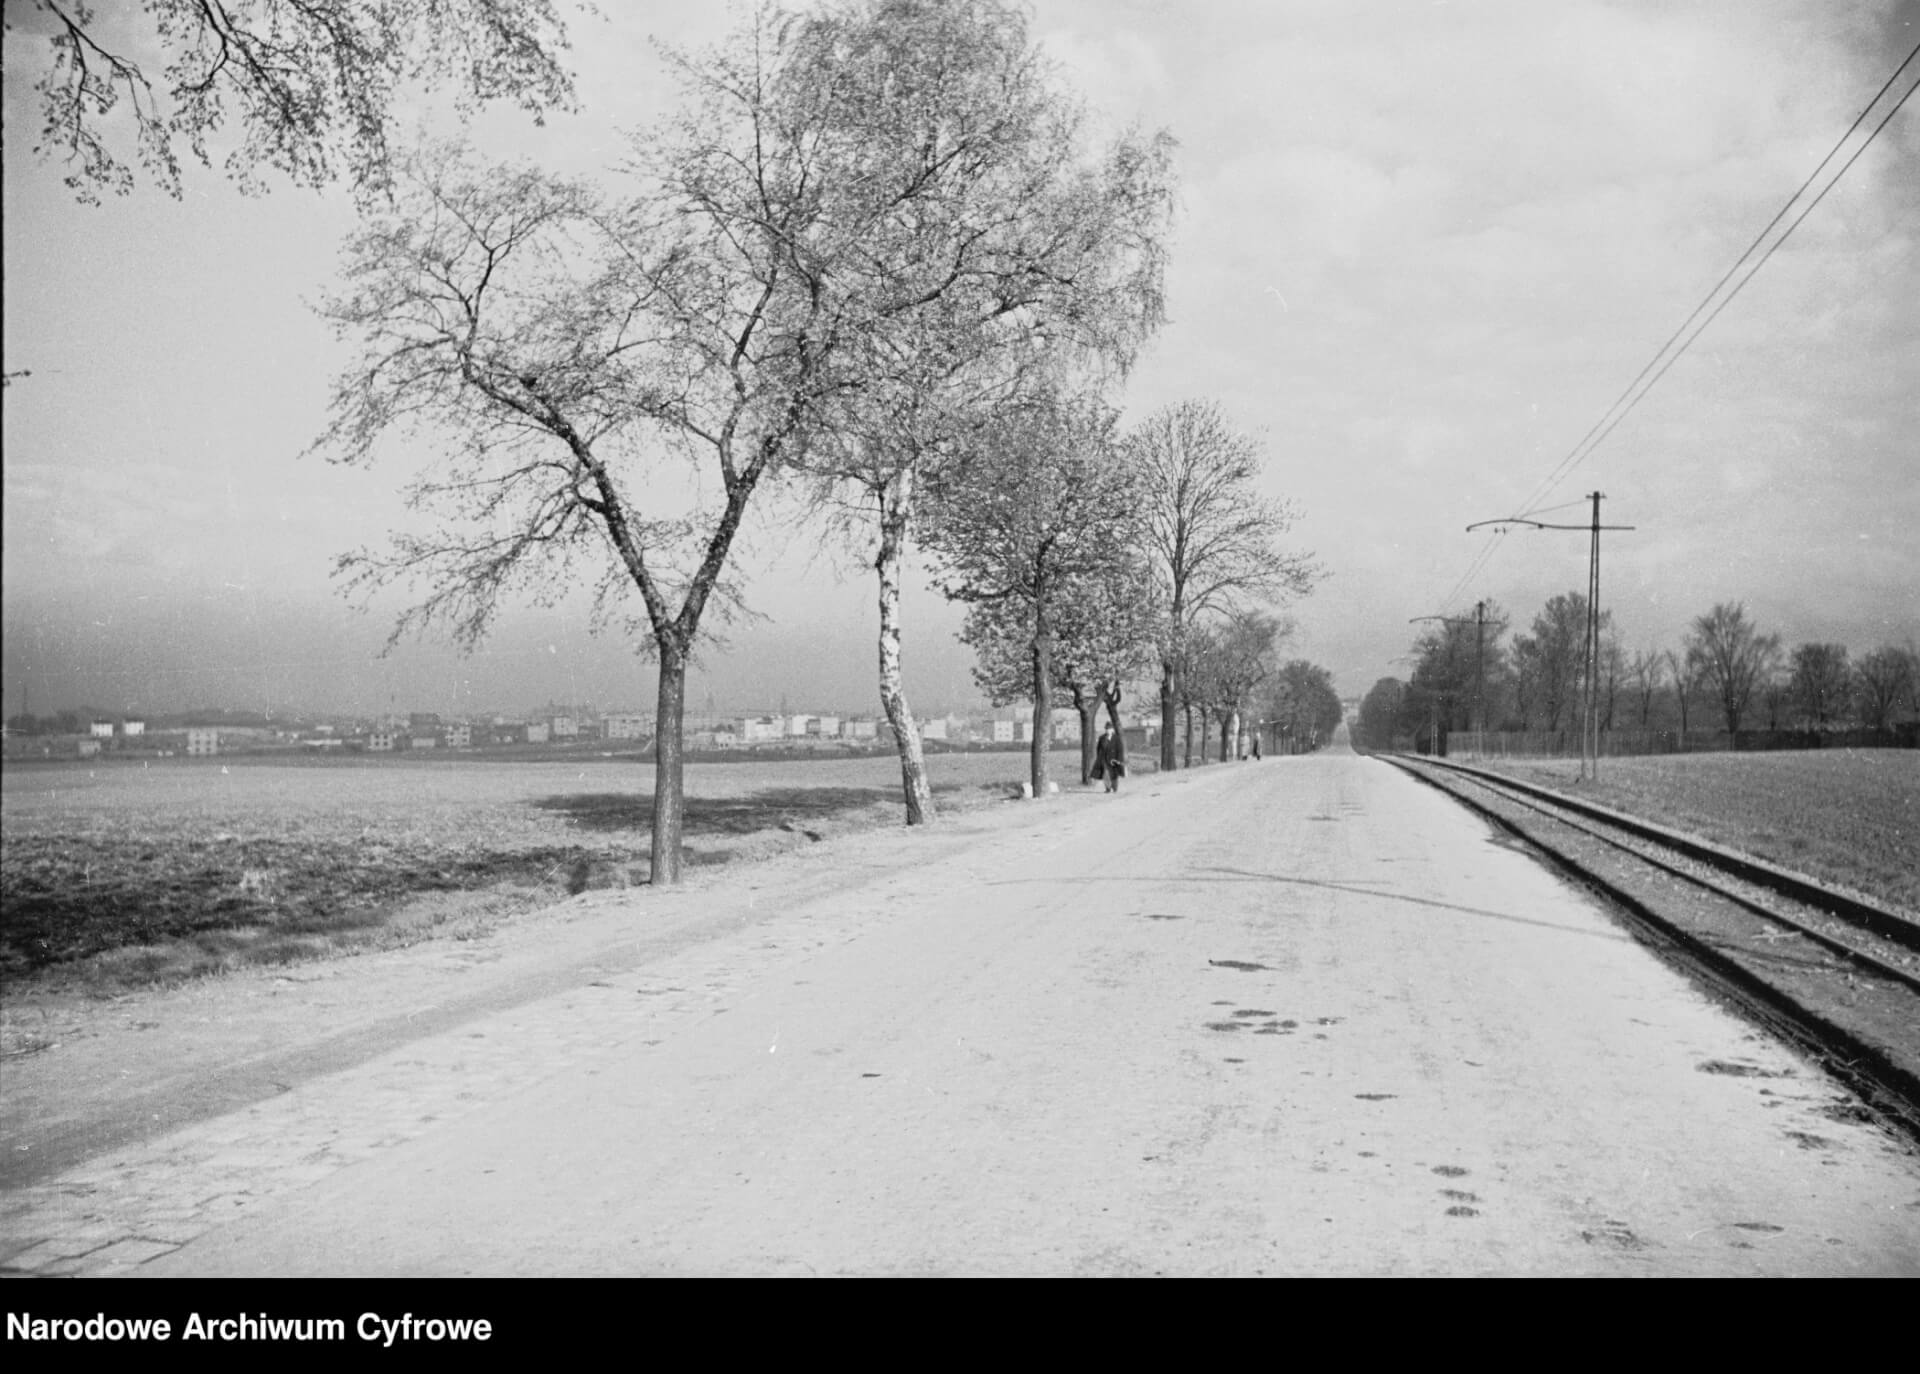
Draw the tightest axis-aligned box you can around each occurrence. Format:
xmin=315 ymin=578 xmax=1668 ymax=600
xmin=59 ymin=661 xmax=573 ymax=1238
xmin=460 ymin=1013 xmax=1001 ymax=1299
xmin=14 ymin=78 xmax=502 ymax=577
xmin=794 ymin=0 xmax=1174 ymax=824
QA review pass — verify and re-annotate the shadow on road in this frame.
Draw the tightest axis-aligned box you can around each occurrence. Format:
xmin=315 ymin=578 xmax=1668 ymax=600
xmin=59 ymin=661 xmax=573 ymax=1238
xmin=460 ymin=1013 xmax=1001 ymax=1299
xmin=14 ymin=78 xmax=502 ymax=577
xmin=987 ymin=865 xmax=1632 ymax=944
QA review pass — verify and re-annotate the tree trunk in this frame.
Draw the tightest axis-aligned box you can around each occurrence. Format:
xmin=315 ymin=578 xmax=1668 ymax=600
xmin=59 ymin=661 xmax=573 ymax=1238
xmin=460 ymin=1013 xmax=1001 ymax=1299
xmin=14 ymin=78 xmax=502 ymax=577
xmin=1182 ymin=702 xmax=1194 ymax=767
xmin=875 ymin=477 xmax=934 ymax=825
xmin=1159 ymin=658 xmax=1178 ymax=771
xmin=1218 ymin=711 xmax=1232 ymax=763
xmin=1073 ymin=685 xmax=1099 ymax=784
xmin=650 ymin=639 xmax=688 ymax=885
xmin=1103 ymin=681 xmax=1125 ymax=736
xmin=1029 ymin=595 xmax=1051 ymax=797
xmin=1103 ymin=682 xmax=1126 ymax=775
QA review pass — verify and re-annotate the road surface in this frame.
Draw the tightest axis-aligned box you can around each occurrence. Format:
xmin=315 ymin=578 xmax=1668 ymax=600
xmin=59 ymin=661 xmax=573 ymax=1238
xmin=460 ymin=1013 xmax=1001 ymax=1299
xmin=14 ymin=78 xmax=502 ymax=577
xmin=5 ymin=743 xmax=1917 ymax=1275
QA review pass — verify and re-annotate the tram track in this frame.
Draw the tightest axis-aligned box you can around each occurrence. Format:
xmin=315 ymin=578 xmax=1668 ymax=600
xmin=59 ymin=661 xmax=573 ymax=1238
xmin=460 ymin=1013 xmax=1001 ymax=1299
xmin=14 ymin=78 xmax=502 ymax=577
xmin=1381 ymin=753 xmax=1920 ymax=1147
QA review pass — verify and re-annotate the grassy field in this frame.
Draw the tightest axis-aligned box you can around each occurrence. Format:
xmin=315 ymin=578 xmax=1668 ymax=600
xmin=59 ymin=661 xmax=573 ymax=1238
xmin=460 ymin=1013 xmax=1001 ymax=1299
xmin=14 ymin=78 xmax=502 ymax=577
xmin=0 ymin=749 xmax=1082 ymax=991
xmin=1471 ymin=750 xmax=1919 ymax=913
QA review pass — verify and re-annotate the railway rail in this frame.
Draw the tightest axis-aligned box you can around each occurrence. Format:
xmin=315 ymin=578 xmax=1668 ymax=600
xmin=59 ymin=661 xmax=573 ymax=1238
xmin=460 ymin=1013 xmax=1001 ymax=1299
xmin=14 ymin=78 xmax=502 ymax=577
xmin=1381 ymin=752 xmax=1920 ymax=1145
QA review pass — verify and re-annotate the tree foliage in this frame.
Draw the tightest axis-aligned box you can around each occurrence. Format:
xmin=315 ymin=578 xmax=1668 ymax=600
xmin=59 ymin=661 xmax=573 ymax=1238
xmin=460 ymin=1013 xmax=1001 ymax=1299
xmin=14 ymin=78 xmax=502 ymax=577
xmin=792 ymin=0 xmax=1175 ymax=822
xmin=1403 ymin=603 xmax=1508 ymax=735
xmin=958 ymin=540 xmax=1160 ymax=782
xmin=12 ymin=0 xmax=578 ymax=202
xmin=1264 ymin=658 xmax=1341 ymax=752
xmin=924 ymin=385 xmax=1141 ymax=793
xmin=1185 ymin=610 xmax=1284 ymax=760
xmin=1356 ymin=677 xmax=1404 ymax=752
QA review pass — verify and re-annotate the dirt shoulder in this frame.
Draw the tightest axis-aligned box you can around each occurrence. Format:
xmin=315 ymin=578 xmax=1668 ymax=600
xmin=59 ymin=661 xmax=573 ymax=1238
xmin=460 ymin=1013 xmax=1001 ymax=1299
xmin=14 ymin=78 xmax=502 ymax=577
xmin=0 ymin=773 xmax=1180 ymax=1190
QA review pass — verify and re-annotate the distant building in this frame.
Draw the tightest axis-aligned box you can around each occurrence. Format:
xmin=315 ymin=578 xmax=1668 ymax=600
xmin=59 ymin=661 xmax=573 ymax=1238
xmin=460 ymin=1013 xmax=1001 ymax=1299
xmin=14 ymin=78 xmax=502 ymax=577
xmin=922 ymin=717 xmax=948 ymax=741
xmin=367 ymin=732 xmax=397 ymax=753
xmin=992 ymin=719 xmax=1015 ymax=743
xmin=187 ymin=728 xmax=219 ymax=756
xmin=89 ymin=721 xmax=114 ymax=739
xmin=77 ymin=738 xmax=102 ymax=757
xmin=604 ymin=713 xmax=651 ymax=741
xmin=811 ymin=715 xmax=839 ymax=738
xmin=408 ymin=712 xmax=442 ymax=735
xmin=786 ymin=715 xmax=814 ymax=737
xmin=549 ymin=715 xmax=578 ymax=739
xmin=492 ymin=723 xmax=528 ymax=746
xmin=526 ymin=722 xmax=550 ymax=744
xmin=443 ymin=722 xmax=471 ymax=748
xmin=739 ymin=716 xmax=783 ymax=744
xmin=411 ymin=733 xmax=438 ymax=750
xmin=842 ymin=718 xmax=877 ymax=740
xmin=124 ymin=719 xmax=146 ymax=738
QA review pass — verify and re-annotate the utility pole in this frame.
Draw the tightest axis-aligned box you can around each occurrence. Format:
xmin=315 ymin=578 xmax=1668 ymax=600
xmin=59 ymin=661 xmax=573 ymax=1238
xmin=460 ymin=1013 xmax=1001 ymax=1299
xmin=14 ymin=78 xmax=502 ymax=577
xmin=1467 ymin=494 xmax=1634 ymax=781
xmin=1474 ymin=599 xmax=1487 ymax=752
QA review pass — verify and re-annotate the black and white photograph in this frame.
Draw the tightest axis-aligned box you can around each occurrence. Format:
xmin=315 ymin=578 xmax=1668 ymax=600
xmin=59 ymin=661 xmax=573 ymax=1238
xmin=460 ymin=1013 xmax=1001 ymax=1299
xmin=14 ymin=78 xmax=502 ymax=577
xmin=3 ymin=0 xmax=1917 ymax=1282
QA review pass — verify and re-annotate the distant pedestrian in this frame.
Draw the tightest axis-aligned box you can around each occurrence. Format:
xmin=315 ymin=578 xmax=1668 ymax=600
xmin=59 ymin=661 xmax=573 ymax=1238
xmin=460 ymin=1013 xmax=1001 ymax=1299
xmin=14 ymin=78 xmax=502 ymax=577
xmin=1095 ymin=722 xmax=1126 ymax=793
xmin=1251 ymin=732 xmax=1261 ymax=761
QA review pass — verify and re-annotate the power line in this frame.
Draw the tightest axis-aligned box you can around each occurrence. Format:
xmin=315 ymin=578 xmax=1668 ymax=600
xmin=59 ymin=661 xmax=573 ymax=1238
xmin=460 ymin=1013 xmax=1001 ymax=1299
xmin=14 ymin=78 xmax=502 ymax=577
xmin=1513 ymin=40 xmax=1919 ymax=518
xmin=1439 ymin=39 xmax=1920 ymax=612
xmin=1555 ymin=67 xmax=1920 ymax=485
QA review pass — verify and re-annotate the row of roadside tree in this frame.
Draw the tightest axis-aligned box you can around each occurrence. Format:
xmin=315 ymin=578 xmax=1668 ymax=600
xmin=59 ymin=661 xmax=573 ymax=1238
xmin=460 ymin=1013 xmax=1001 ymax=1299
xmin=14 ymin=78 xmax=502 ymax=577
xmin=295 ymin=2 xmax=1320 ymax=880
xmin=15 ymin=0 xmax=1323 ymax=879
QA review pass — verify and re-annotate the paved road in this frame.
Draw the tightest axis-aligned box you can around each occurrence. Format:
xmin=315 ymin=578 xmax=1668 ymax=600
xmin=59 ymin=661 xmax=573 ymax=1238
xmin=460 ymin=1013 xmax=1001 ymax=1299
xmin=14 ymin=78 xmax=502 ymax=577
xmin=6 ymin=746 xmax=1918 ymax=1275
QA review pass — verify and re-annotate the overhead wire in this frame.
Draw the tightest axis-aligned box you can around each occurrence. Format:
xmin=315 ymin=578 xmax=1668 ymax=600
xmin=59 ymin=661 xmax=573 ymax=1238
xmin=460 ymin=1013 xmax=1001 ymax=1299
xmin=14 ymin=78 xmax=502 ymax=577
xmin=1510 ymin=39 xmax=1920 ymax=519
xmin=1434 ymin=38 xmax=1920 ymax=614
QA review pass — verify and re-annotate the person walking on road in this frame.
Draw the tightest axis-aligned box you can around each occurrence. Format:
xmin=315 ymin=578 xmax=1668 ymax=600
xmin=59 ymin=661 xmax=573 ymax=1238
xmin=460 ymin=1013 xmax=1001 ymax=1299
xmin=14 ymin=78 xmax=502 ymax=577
xmin=1095 ymin=722 xmax=1126 ymax=793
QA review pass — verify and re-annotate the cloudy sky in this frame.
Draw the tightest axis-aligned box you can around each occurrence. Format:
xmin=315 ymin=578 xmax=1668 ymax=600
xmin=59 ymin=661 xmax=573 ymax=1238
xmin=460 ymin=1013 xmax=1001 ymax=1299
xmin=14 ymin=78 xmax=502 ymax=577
xmin=4 ymin=0 xmax=1917 ymax=721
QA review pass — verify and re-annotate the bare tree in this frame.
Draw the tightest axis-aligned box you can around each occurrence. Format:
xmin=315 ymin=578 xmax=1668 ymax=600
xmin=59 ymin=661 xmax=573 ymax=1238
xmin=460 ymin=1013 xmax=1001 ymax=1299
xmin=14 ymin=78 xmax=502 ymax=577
xmin=1128 ymin=400 xmax=1321 ymax=770
xmin=1788 ymin=642 xmax=1852 ymax=730
xmin=1852 ymin=644 xmax=1917 ymax=732
xmin=1515 ymin=593 xmax=1598 ymax=735
xmin=312 ymin=5 xmax=925 ymax=885
xmin=13 ymin=0 xmax=577 ymax=202
xmin=1627 ymin=648 xmax=1664 ymax=727
xmin=1685 ymin=602 xmax=1781 ymax=736
xmin=1597 ymin=632 xmax=1626 ymax=732
xmin=1185 ymin=610 xmax=1282 ymax=762
xmin=1509 ymin=634 xmax=1543 ymax=730
xmin=1664 ymin=647 xmax=1697 ymax=739
xmin=1760 ymin=670 xmax=1792 ymax=731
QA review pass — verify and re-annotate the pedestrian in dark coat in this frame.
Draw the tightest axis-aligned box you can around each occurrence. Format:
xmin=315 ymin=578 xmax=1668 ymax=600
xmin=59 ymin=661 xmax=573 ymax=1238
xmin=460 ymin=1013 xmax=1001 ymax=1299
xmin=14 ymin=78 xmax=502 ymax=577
xmin=1095 ymin=723 xmax=1126 ymax=792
